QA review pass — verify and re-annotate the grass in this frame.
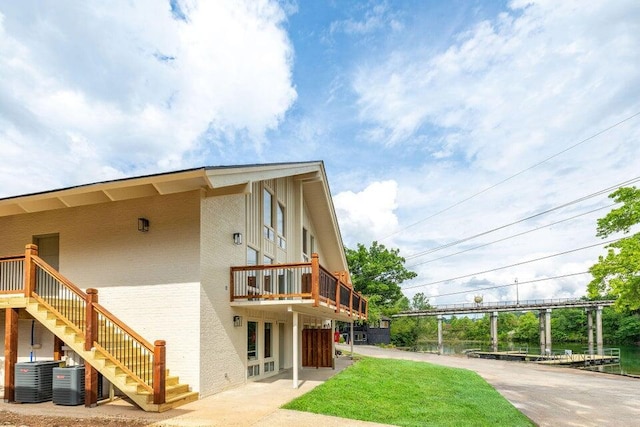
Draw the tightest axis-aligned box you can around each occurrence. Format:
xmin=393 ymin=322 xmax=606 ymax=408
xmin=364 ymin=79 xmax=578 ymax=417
xmin=283 ymin=357 xmax=534 ymax=427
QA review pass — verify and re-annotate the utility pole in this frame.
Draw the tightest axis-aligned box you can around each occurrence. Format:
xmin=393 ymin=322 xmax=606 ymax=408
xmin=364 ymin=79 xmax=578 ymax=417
xmin=515 ymin=278 xmax=519 ymax=305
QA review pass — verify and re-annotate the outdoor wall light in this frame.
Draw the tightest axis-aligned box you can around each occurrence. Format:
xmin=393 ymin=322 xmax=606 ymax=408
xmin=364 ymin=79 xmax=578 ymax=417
xmin=138 ymin=217 xmax=150 ymax=232
xmin=233 ymin=232 xmax=242 ymax=245
xmin=233 ymin=315 xmax=242 ymax=327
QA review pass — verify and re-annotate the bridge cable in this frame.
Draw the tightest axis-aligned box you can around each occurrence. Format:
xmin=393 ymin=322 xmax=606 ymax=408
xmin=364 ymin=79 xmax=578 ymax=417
xmin=404 ymin=175 xmax=640 ymax=261
xmin=419 ymin=271 xmax=590 ymax=299
xmin=402 ymin=238 xmax=622 ymax=291
xmin=406 ymin=203 xmax=616 ymax=268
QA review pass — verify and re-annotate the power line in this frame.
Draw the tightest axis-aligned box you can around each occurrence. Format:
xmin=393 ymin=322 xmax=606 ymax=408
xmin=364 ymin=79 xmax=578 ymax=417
xmin=380 ymin=111 xmax=640 ymax=242
xmin=420 ymin=271 xmax=590 ymax=299
xmin=406 ymin=203 xmax=616 ymax=268
xmin=404 ymin=175 xmax=640 ymax=261
xmin=402 ymin=238 xmax=621 ymax=291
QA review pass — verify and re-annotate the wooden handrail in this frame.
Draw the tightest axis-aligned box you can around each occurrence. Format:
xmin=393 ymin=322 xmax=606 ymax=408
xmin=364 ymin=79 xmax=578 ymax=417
xmin=32 ymin=256 xmax=87 ymax=300
xmin=92 ymin=302 xmax=155 ymax=352
xmin=0 ymin=254 xmax=24 ymax=261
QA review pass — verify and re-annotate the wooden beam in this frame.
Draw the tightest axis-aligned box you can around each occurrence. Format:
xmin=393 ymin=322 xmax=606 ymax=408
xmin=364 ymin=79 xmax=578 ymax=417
xmin=4 ymin=307 xmax=18 ymax=402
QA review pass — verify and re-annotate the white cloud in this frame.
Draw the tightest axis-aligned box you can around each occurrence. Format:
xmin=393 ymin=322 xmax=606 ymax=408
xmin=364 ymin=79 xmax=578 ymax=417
xmin=0 ymin=0 xmax=296 ymax=196
xmin=344 ymin=0 xmax=640 ymax=304
xmin=334 ymin=180 xmax=399 ymax=248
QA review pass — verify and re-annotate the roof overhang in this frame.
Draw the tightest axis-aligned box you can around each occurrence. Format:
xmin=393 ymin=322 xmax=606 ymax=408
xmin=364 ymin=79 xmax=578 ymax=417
xmin=0 ymin=161 xmax=349 ymax=271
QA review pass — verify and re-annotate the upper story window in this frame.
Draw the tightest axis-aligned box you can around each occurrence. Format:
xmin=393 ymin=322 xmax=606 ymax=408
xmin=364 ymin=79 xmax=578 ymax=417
xmin=263 ymin=189 xmax=275 ymax=241
xmin=247 ymin=247 xmax=258 ymax=266
xmin=277 ymin=202 xmax=286 ymax=249
xmin=302 ymin=228 xmax=308 ymax=261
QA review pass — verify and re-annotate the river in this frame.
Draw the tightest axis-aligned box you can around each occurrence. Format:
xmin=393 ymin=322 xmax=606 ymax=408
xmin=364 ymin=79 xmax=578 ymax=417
xmin=414 ymin=341 xmax=640 ymax=375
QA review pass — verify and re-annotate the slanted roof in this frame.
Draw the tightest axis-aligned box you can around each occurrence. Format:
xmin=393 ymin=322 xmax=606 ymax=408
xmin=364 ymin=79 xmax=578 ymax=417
xmin=0 ymin=161 xmax=348 ymax=270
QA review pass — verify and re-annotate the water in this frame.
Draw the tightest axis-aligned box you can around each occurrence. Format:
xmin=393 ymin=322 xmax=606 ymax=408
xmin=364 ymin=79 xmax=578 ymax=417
xmin=415 ymin=341 xmax=640 ymax=375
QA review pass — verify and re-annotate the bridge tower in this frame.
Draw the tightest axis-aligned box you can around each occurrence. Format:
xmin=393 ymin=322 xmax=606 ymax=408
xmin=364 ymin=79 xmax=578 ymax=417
xmin=538 ymin=309 xmax=552 ymax=355
xmin=585 ymin=306 xmax=604 ymax=355
xmin=490 ymin=312 xmax=498 ymax=352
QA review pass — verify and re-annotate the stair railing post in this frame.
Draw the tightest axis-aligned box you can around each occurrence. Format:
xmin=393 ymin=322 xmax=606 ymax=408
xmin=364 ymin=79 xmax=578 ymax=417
xmin=85 ymin=288 xmax=98 ymax=351
xmin=311 ymin=253 xmax=320 ymax=307
xmin=24 ymin=244 xmax=38 ymax=297
xmin=153 ymin=340 xmax=167 ymax=404
xmin=85 ymin=288 xmax=99 ymax=407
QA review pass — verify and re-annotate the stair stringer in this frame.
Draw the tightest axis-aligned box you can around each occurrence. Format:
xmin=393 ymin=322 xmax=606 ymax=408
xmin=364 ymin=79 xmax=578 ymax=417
xmin=25 ymin=298 xmax=198 ymax=412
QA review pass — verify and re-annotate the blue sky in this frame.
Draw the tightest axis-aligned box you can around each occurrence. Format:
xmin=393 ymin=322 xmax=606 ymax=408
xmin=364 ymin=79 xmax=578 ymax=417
xmin=1 ymin=0 xmax=639 ymax=305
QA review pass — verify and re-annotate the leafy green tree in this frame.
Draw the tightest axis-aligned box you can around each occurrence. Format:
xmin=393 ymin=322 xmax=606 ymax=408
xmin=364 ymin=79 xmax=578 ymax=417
xmin=411 ymin=292 xmax=431 ymax=310
xmin=512 ymin=312 xmax=539 ymax=342
xmin=588 ymin=186 xmax=640 ymax=312
xmin=346 ymin=241 xmax=417 ymax=311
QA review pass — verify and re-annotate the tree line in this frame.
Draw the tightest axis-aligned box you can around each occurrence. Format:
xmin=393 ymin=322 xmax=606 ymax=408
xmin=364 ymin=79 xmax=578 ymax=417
xmin=390 ymin=307 xmax=640 ymax=348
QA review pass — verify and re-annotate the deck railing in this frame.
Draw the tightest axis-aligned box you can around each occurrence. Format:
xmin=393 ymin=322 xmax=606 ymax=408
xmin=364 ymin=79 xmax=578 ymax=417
xmin=2 ymin=244 xmax=166 ymax=404
xmin=0 ymin=255 xmax=25 ymax=293
xmin=230 ymin=253 xmax=368 ymax=320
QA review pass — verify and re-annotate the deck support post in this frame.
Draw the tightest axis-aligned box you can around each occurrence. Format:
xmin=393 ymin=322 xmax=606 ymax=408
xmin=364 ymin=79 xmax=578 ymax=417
xmin=596 ymin=306 xmax=603 ymax=355
xmin=4 ymin=307 xmax=18 ymax=402
xmin=545 ymin=309 xmax=552 ymax=354
xmin=349 ymin=320 xmax=354 ymax=359
xmin=437 ymin=315 xmax=443 ymax=355
xmin=586 ymin=308 xmax=594 ymax=355
xmin=292 ymin=310 xmax=299 ymax=389
xmin=490 ymin=312 xmax=498 ymax=352
xmin=331 ymin=320 xmax=336 ymax=369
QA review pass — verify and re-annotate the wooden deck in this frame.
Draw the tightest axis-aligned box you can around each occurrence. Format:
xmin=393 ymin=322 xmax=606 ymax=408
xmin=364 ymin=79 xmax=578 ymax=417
xmin=468 ymin=350 xmax=620 ymax=367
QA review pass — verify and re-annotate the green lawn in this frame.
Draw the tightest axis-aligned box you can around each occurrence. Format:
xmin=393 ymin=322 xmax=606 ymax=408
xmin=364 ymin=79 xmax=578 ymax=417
xmin=283 ymin=357 xmax=533 ymax=427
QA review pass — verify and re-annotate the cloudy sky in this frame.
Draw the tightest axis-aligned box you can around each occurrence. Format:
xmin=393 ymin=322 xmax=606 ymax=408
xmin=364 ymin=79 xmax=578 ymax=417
xmin=1 ymin=0 xmax=639 ymax=305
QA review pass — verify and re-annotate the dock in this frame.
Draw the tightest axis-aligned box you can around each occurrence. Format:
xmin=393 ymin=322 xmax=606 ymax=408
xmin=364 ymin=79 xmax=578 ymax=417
xmin=467 ymin=349 xmax=620 ymax=367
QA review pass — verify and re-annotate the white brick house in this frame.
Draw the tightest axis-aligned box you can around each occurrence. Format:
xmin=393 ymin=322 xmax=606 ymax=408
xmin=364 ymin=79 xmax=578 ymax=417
xmin=0 ymin=161 xmax=367 ymax=411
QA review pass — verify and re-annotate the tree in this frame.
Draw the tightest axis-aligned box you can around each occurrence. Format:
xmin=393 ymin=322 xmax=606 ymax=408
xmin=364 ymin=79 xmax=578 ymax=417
xmin=411 ymin=292 xmax=431 ymax=311
xmin=588 ymin=187 xmax=640 ymax=312
xmin=346 ymin=241 xmax=417 ymax=310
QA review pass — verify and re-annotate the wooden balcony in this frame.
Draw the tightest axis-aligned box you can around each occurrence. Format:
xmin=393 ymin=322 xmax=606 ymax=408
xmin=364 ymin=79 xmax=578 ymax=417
xmin=230 ymin=253 xmax=368 ymax=321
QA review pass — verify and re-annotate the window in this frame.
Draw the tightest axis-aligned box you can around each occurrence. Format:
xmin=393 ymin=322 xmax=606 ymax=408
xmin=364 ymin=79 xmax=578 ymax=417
xmin=302 ymin=228 xmax=308 ymax=260
xmin=248 ymin=365 xmax=260 ymax=377
xmin=247 ymin=247 xmax=258 ymax=265
xmin=263 ymin=189 xmax=275 ymax=241
xmin=310 ymin=235 xmax=315 ymax=255
xmin=277 ymin=202 xmax=286 ymax=249
xmin=264 ymin=361 xmax=275 ymax=373
xmin=264 ymin=322 xmax=272 ymax=358
xmin=248 ymin=321 xmax=258 ymax=360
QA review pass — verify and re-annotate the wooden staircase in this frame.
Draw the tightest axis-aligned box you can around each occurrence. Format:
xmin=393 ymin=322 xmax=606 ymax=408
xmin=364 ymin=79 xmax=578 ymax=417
xmin=25 ymin=298 xmax=198 ymax=412
xmin=1 ymin=245 xmax=198 ymax=412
